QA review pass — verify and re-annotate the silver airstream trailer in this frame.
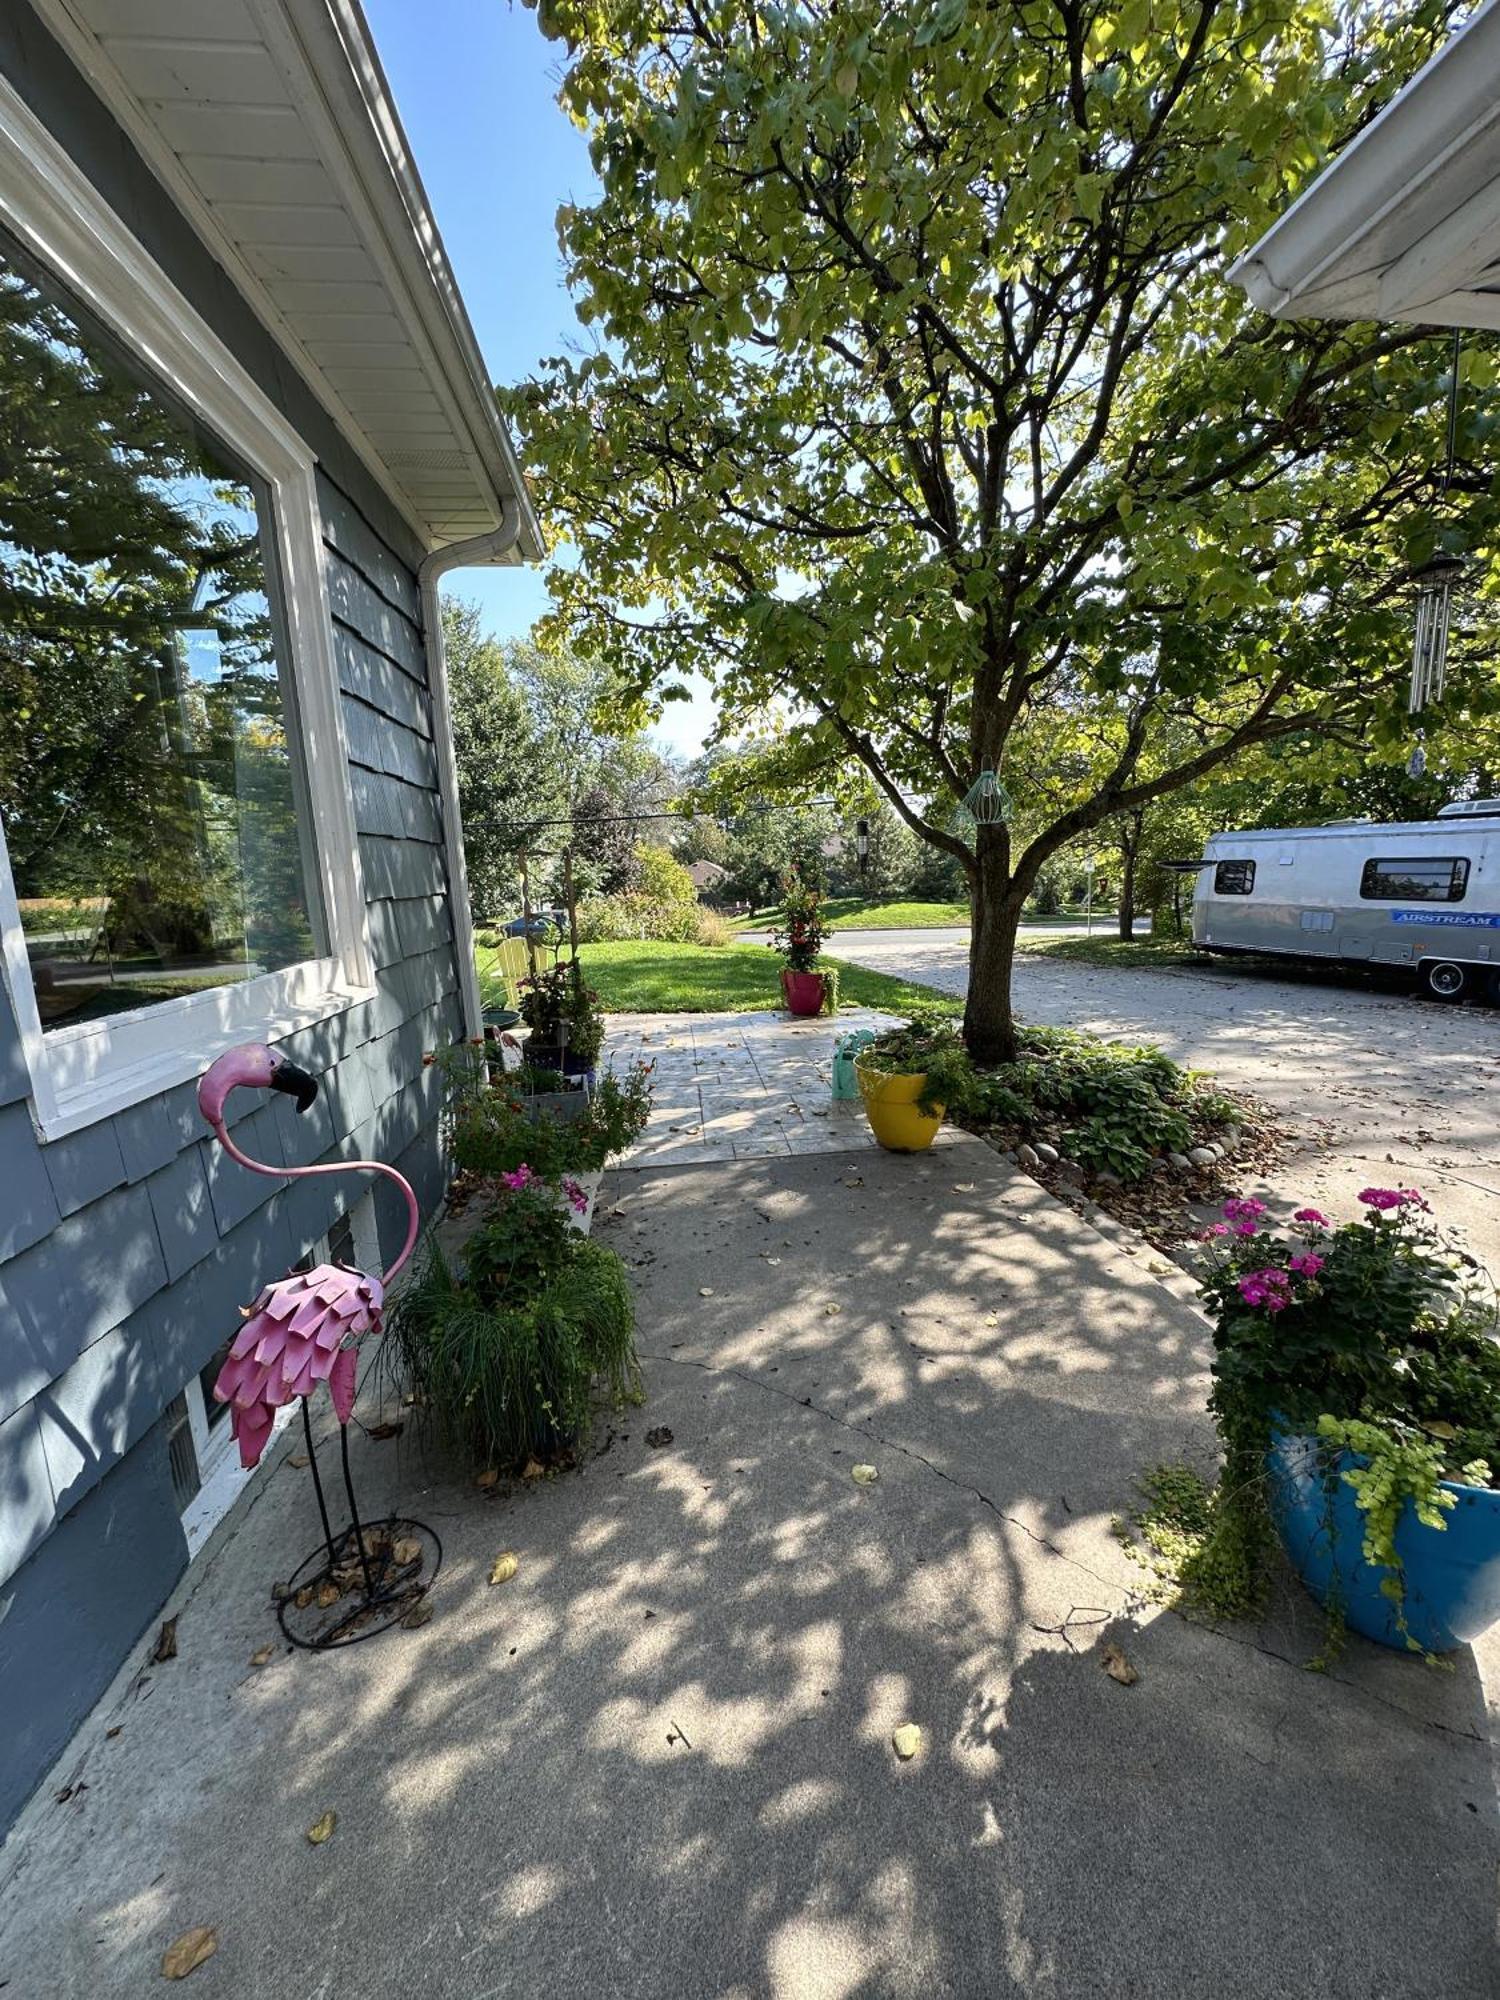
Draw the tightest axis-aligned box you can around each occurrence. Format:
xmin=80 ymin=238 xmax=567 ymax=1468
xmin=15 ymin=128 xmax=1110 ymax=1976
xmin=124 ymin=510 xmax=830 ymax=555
xmin=1192 ymin=803 xmax=1500 ymax=1002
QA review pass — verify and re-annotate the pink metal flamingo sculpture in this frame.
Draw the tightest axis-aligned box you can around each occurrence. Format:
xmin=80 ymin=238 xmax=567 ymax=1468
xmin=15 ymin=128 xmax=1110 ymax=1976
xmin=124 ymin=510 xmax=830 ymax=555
xmin=198 ymin=1043 xmax=420 ymax=1468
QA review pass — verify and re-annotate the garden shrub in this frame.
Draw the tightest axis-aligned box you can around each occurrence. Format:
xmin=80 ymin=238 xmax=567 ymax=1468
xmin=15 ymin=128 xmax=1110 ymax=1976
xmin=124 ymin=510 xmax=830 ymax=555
xmin=575 ymin=893 xmax=703 ymax=943
xmin=694 ymin=907 xmax=733 ymax=947
xmin=968 ymin=1024 xmax=1235 ymax=1181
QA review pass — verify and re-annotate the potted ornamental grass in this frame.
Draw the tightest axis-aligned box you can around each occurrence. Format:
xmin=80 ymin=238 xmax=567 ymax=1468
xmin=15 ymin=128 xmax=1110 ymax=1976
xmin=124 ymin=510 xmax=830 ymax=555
xmin=1197 ymin=1188 xmax=1500 ymax=1654
xmin=386 ymin=1162 xmax=640 ymax=1471
xmin=770 ymin=876 xmax=838 ymax=1016
xmin=854 ymin=1014 xmax=975 ymax=1153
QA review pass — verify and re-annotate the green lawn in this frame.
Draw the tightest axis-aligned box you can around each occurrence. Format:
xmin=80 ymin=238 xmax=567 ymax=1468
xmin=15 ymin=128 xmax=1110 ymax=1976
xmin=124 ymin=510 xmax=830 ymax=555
xmin=737 ymin=896 xmax=1104 ymax=931
xmin=736 ymin=896 xmax=970 ymax=930
xmin=1014 ymin=931 xmax=1207 ymax=969
xmin=567 ymin=940 xmax=962 ymax=1018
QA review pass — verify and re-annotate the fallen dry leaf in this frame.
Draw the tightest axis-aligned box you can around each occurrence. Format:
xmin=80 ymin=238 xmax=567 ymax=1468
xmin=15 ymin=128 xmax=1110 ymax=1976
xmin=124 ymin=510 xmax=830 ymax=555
xmin=151 ymin=1617 xmax=179 ymax=1664
xmin=1101 ymin=1642 xmax=1139 ymax=1687
xmin=698 ymin=1286 xmax=715 ymax=1297
xmin=315 ymin=1581 xmax=341 ymax=1609
xmin=249 ymin=1644 xmax=275 ymax=1669
xmin=391 ymin=1537 xmax=422 ymax=1567
xmin=106 ymin=1726 xmax=122 ymax=1740
xmin=366 ymin=1420 xmax=404 ymax=1442
xmin=521 ymin=1457 xmax=546 ymax=1480
xmin=892 ymin=1723 xmax=922 ymax=1761
xmin=287 ymin=1452 xmax=309 ymax=1469
xmin=488 ymin=1552 xmax=520 ymax=1586
xmin=294 ymin=1585 xmax=315 ymax=1611
xmin=306 ymin=1810 xmax=337 ymax=1845
xmin=476 ymin=1468 xmax=500 ymax=1489
xmin=851 ymin=1464 xmax=879 ymax=1486
xmin=646 ymin=1426 xmax=674 ymax=1448
xmin=823 ymin=1303 xmax=842 ymax=1317
xmin=400 ymin=1597 xmax=433 ymax=1630
xmin=161 ymin=1927 xmax=217 ymax=1980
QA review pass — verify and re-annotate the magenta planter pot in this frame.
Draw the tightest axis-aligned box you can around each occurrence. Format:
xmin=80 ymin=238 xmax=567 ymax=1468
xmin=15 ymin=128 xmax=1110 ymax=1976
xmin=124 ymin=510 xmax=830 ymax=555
xmin=780 ymin=969 xmax=828 ymax=1016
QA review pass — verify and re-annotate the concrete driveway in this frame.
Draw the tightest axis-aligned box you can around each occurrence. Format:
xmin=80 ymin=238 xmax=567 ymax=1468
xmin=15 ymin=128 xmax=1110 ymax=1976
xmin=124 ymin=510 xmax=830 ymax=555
xmin=830 ymin=929 xmax=1500 ymax=1271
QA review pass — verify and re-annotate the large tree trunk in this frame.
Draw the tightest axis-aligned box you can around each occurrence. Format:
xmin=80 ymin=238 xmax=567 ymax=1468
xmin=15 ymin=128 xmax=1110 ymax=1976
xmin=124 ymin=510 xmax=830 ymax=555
xmin=963 ymin=843 xmax=1026 ymax=1066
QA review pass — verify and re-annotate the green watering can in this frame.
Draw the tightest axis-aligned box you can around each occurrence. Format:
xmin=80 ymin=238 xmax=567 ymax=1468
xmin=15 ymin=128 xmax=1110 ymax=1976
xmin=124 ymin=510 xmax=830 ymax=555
xmin=830 ymin=1029 xmax=877 ymax=1101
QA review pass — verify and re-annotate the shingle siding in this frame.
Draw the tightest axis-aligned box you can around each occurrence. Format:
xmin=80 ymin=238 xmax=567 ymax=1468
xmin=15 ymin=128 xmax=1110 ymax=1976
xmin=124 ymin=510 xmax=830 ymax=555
xmin=0 ymin=3 xmax=468 ymax=1829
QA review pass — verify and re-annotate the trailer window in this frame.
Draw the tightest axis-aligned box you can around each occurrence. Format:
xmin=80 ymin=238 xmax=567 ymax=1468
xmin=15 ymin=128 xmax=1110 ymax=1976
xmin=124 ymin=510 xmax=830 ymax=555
xmin=1359 ymin=857 xmax=1469 ymax=903
xmin=1214 ymin=860 xmax=1255 ymax=896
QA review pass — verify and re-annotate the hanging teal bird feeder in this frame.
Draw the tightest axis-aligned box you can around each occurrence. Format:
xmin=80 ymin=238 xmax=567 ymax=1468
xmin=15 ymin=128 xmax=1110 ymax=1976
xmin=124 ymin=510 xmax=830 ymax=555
xmin=959 ymin=767 xmax=1013 ymax=829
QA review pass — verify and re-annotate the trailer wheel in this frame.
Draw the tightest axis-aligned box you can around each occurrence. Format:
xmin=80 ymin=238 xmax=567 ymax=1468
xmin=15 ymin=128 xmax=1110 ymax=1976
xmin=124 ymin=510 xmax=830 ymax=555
xmin=1423 ymin=960 xmax=1468 ymax=1001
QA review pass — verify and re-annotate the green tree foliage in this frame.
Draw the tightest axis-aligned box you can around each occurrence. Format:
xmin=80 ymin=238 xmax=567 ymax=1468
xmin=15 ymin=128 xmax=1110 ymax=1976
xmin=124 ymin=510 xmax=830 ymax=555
xmin=511 ymin=0 xmax=1500 ymax=1059
xmin=443 ymin=599 xmax=543 ymax=919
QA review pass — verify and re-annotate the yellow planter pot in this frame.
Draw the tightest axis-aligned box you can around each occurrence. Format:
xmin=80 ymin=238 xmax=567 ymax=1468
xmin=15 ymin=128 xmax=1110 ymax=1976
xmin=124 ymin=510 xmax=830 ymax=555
xmin=854 ymin=1061 xmax=946 ymax=1153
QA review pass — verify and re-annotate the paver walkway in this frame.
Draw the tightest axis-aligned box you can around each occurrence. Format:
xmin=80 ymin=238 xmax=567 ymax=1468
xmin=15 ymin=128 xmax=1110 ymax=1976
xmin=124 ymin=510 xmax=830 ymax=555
xmin=609 ymin=1006 xmax=937 ymax=1164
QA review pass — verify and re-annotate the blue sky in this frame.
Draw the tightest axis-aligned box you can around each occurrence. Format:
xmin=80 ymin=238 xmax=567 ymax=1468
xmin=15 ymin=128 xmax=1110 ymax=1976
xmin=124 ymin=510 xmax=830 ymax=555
xmin=366 ymin=0 xmax=719 ymax=760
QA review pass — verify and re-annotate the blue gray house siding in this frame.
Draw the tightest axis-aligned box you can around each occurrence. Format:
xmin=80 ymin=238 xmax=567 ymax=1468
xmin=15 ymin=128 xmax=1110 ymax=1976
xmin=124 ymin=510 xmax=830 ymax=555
xmin=0 ymin=6 xmax=465 ymax=1828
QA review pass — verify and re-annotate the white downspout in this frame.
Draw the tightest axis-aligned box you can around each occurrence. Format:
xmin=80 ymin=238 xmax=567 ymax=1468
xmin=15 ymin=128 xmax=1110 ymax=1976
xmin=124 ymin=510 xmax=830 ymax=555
xmin=418 ymin=496 xmax=524 ymax=1040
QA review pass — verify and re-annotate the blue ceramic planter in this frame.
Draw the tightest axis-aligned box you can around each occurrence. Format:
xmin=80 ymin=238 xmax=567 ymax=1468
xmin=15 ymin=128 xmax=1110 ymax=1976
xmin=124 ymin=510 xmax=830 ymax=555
xmin=1267 ymin=1429 xmax=1500 ymax=1653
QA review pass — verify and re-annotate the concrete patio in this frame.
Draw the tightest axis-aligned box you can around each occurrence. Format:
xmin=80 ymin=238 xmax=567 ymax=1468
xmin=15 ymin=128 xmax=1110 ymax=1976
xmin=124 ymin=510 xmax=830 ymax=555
xmin=0 ymin=1011 xmax=1495 ymax=1997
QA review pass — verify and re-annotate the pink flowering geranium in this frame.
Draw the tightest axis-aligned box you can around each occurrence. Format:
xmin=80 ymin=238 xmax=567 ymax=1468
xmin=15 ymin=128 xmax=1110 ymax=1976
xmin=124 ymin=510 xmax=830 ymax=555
xmin=1288 ymin=1252 xmax=1324 ymax=1277
xmin=1358 ymin=1187 xmax=1429 ymax=1214
xmin=1293 ymin=1207 xmax=1329 ymax=1227
xmin=500 ymin=1163 xmax=538 ymax=1192
xmin=562 ymin=1176 xmax=589 ymax=1215
xmin=1236 ymin=1266 xmax=1293 ymax=1313
xmin=1222 ymin=1198 xmax=1267 ymax=1225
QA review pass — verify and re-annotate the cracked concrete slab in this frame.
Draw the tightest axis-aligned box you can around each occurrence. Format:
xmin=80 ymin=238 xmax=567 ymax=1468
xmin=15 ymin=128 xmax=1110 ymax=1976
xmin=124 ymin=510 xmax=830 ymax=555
xmin=1 ymin=1134 xmax=1495 ymax=1998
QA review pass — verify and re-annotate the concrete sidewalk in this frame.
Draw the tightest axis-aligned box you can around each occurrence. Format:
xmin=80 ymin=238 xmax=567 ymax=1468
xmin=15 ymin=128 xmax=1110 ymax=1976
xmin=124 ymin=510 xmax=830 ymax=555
xmin=1 ymin=1035 xmax=1496 ymax=1995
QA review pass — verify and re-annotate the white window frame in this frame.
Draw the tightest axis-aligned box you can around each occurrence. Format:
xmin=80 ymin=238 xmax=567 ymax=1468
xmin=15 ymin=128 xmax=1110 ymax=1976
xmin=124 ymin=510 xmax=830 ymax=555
xmin=0 ymin=75 xmax=375 ymax=1141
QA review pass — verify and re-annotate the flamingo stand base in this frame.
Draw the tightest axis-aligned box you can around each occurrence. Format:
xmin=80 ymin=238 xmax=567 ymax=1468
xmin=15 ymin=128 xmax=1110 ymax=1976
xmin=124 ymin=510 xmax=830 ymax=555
xmin=273 ymin=1402 xmax=443 ymax=1652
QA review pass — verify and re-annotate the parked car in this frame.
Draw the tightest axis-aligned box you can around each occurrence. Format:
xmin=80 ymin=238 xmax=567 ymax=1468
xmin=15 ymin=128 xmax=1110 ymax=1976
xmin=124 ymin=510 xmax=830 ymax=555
xmin=1193 ymin=802 xmax=1500 ymax=1001
xmin=503 ymin=909 xmax=565 ymax=942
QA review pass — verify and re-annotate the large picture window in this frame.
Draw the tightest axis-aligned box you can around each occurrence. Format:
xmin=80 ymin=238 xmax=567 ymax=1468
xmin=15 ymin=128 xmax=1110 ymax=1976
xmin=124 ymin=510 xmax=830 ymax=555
xmin=0 ymin=81 xmax=372 ymax=1140
xmin=0 ymin=234 xmax=321 ymax=1032
xmin=1359 ymin=856 xmax=1469 ymax=903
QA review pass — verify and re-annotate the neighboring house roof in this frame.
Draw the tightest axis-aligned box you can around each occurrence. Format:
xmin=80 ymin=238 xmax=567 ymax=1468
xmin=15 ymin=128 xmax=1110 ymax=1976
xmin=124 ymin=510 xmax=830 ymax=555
xmin=34 ymin=0 xmax=543 ymax=555
xmin=1228 ymin=0 xmax=1500 ymax=331
xmin=685 ymin=859 xmax=728 ymax=889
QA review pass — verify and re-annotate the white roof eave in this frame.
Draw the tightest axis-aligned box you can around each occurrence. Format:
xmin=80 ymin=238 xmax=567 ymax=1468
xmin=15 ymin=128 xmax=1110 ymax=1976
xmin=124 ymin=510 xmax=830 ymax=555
xmin=33 ymin=0 xmax=543 ymax=560
xmin=1227 ymin=0 xmax=1500 ymax=332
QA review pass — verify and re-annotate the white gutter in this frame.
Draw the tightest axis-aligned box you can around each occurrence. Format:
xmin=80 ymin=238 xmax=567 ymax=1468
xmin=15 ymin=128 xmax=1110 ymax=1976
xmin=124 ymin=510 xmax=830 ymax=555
xmin=1227 ymin=0 xmax=1500 ymax=320
xmin=419 ymin=499 xmax=525 ymax=1040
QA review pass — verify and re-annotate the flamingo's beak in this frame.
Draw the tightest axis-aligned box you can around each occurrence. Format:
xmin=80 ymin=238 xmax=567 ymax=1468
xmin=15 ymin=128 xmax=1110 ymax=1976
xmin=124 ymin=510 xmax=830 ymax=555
xmin=269 ymin=1058 xmax=319 ymax=1114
